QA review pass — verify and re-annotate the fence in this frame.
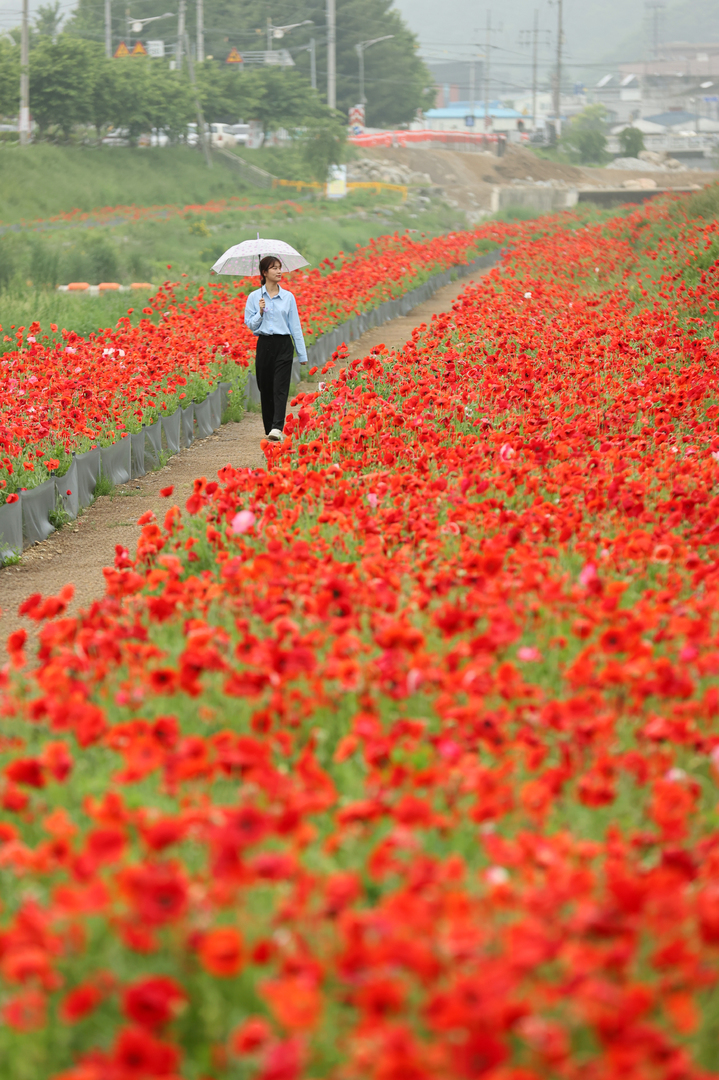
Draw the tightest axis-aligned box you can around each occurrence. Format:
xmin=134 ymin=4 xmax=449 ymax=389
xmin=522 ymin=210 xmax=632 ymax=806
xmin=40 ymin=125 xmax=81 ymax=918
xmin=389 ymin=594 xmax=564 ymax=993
xmin=246 ymin=248 xmax=503 ymax=403
xmin=214 ymin=147 xmax=275 ymax=189
xmin=0 ymin=248 xmax=504 ymax=559
xmin=271 ymin=177 xmax=409 ymax=200
xmin=350 ymin=130 xmax=507 ymax=154
xmin=0 ymin=383 xmax=234 ymax=560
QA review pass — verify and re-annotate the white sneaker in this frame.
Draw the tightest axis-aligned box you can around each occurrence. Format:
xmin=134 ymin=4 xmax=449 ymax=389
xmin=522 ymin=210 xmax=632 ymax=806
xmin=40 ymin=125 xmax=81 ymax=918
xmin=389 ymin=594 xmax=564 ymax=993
xmin=267 ymin=428 xmax=283 ymax=442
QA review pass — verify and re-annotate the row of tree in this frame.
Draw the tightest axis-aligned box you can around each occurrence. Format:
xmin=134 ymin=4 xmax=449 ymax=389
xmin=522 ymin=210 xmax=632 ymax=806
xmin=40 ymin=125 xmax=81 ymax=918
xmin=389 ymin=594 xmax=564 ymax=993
xmin=0 ymin=36 xmax=348 ymax=151
xmin=1 ymin=0 xmax=434 ymax=130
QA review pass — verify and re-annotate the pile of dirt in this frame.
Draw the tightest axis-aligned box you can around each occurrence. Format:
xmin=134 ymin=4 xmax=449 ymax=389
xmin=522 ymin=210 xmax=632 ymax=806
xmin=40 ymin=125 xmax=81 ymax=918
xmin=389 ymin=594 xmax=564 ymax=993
xmin=359 ymin=144 xmax=715 ymax=214
xmin=491 ymin=146 xmax=583 ymax=185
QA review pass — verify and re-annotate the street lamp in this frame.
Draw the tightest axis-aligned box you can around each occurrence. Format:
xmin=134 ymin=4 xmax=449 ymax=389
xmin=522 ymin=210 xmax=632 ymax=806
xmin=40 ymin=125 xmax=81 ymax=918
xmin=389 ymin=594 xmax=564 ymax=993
xmin=690 ymin=81 xmax=712 ymax=137
xmin=267 ymin=19 xmax=313 ymax=51
xmin=355 ymin=35 xmax=393 ymax=106
xmin=295 ymin=39 xmax=317 ymax=90
xmin=128 ymin=12 xmax=174 ymax=33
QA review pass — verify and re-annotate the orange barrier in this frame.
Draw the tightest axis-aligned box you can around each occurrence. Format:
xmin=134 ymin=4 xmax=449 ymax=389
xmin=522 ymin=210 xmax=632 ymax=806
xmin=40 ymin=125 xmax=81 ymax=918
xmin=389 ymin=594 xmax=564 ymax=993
xmin=271 ymin=178 xmax=322 ymax=192
xmin=347 ymin=181 xmax=408 ymax=202
xmin=350 ymin=130 xmax=507 ymax=151
xmin=271 ymin=177 xmax=408 ymax=200
xmin=58 ymin=282 xmax=155 ymax=294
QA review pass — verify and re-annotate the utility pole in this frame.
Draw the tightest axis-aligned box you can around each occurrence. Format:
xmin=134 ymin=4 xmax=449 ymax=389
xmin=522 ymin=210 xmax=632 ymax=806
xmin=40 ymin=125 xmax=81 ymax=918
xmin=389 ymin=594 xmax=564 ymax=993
xmin=327 ymin=0 xmax=336 ymax=110
xmin=177 ymin=0 xmax=185 ymax=69
xmin=469 ymin=57 xmax=475 ymax=122
xmin=553 ymin=0 xmax=563 ymax=138
xmin=357 ymin=45 xmax=365 ymax=105
xmin=19 ymin=0 xmax=29 ymax=146
xmin=309 ymin=37 xmax=316 ymax=91
xmin=531 ymin=8 xmax=538 ymax=131
xmin=185 ymin=31 xmax=212 ymax=168
xmin=645 ymin=1 xmax=664 ymax=60
xmin=267 ymin=16 xmax=272 ymax=51
xmin=483 ymin=11 xmax=491 ymax=132
xmin=521 ymin=13 xmax=548 ymax=132
xmin=196 ymin=0 xmax=204 ymax=62
xmin=105 ymin=0 xmax=112 ymax=57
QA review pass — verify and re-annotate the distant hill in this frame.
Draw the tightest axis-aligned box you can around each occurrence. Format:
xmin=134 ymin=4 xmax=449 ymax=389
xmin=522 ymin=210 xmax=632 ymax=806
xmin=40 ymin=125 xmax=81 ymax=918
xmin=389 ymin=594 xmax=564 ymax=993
xmin=393 ymin=0 xmax=719 ymax=89
xmin=604 ymin=0 xmax=719 ymax=64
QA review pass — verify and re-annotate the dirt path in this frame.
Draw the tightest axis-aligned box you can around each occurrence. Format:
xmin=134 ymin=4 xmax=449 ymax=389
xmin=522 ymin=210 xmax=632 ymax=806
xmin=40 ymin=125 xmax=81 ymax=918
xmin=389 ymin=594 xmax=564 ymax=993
xmin=0 ymin=270 xmax=489 ymax=648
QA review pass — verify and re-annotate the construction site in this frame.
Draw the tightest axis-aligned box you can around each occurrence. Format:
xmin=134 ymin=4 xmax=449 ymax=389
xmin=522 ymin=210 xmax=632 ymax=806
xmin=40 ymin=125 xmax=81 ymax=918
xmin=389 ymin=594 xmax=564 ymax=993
xmin=346 ymin=142 xmax=715 ymax=220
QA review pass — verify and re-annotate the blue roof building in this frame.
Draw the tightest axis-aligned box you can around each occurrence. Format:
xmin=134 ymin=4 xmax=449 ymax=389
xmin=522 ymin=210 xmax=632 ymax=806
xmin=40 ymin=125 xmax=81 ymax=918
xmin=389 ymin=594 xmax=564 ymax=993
xmin=424 ymin=100 xmax=525 ymax=132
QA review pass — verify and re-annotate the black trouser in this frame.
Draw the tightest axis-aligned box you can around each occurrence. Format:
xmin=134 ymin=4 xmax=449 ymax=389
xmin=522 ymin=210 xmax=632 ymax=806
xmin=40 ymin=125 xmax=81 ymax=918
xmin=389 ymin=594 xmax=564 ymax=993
xmin=255 ymin=334 xmax=294 ymax=434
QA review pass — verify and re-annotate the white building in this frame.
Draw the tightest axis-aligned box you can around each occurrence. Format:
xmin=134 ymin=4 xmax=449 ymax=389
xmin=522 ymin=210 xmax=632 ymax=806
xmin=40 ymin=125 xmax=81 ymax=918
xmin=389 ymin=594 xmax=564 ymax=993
xmin=424 ymin=101 xmax=526 ymax=134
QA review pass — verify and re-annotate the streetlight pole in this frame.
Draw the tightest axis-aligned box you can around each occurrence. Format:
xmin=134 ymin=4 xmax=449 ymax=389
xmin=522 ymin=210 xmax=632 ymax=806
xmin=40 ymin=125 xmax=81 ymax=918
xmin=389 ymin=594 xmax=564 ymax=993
xmin=19 ymin=0 xmax=29 ymax=146
xmin=196 ymin=0 xmax=204 ymax=62
xmin=484 ymin=11 xmax=491 ymax=132
xmin=185 ymin=30 xmax=211 ymax=168
xmin=532 ymin=8 xmax=538 ymax=131
xmin=355 ymin=36 xmax=394 ymax=107
xmin=553 ymin=0 xmax=563 ymax=137
xmin=105 ymin=0 xmax=112 ymax=57
xmin=177 ymin=0 xmax=185 ymax=68
xmin=327 ymin=0 xmax=336 ymax=110
xmin=357 ymin=45 xmax=365 ymax=105
xmin=297 ymin=39 xmax=317 ymax=90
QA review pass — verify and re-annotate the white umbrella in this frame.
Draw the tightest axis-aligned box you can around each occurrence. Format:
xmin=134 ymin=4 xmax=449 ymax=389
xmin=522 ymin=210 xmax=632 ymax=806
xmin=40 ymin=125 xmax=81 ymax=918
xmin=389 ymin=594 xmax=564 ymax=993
xmin=211 ymin=235 xmax=309 ymax=277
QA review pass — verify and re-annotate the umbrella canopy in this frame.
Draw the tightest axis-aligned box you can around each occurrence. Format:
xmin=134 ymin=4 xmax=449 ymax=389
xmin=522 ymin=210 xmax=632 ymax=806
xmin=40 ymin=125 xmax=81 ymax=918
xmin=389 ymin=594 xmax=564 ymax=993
xmin=211 ymin=237 xmax=309 ymax=277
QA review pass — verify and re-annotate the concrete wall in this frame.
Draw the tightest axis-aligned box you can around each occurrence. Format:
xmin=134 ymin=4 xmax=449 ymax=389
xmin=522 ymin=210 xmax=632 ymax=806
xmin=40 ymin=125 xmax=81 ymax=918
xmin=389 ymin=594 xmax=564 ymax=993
xmin=490 ymin=185 xmax=578 ymax=213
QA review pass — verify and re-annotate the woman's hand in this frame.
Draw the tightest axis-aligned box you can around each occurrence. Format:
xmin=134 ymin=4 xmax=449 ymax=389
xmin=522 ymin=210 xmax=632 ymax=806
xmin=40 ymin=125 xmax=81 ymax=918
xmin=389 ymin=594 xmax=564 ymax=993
xmin=259 ymin=297 xmax=266 ymax=315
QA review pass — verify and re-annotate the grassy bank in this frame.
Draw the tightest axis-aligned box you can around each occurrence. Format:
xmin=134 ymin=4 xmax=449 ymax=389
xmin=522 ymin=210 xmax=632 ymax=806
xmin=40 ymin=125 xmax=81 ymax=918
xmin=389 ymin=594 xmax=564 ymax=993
xmin=0 ymin=144 xmax=255 ymax=224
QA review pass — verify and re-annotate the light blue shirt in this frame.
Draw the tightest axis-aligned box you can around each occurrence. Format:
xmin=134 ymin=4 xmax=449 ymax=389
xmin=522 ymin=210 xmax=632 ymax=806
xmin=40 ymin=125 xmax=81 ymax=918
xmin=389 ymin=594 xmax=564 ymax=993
xmin=244 ymin=285 xmax=308 ymax=363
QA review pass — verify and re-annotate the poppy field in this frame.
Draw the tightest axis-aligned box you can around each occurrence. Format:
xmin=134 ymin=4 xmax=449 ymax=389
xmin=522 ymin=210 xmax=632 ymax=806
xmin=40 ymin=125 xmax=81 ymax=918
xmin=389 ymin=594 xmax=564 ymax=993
xmin=2 ymin=189 xmax=719 ymax=1080
xmin=0 ymin=228 xmax=495 ymax=504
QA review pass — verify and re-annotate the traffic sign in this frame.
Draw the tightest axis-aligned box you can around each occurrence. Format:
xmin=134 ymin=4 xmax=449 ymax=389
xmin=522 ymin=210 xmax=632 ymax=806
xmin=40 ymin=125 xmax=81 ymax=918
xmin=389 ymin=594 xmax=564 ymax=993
xmin=348 ymin=103 xmax=365 ymax=134
xmin=465 ymin=115 xmax=475 ymax=127
xmin=131 ymin=41 xmax=147 ymax=56
xmin=226 ymin=47 xmax=243 ymax=63
xmin=114 ymin=41 xmax=130 ymax=57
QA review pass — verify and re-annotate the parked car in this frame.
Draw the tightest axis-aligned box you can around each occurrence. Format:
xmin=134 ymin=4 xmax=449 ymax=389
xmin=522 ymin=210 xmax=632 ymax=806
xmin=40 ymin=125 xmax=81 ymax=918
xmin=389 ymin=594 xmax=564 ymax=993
xmin=230 ymin=123 xmax=250 ymax=146
xmin=101 ymin=127 xmax=130 ymax=146
xmin=210 ymin=123 xmax=237 ymax=148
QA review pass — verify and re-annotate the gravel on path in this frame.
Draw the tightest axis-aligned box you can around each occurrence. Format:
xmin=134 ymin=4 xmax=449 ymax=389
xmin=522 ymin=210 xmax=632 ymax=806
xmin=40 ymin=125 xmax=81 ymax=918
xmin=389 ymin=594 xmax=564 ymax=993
xmin=0 ymin=270 xmax=489 ymax=650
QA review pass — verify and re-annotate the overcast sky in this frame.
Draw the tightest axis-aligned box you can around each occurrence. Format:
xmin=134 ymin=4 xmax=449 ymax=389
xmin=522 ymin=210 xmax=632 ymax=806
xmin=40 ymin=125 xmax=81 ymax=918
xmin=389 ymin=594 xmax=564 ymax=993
xmin=0 ymin=0 xmax=654 ymax=92
xmin=392 ymin=0 xmax=650 ymax=85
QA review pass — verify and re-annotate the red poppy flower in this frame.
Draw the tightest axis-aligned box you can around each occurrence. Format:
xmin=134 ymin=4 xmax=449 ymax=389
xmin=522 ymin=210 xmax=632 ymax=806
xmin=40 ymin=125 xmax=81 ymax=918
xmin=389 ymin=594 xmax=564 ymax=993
xmin=198 ymin=927 xmax=244 ymax=977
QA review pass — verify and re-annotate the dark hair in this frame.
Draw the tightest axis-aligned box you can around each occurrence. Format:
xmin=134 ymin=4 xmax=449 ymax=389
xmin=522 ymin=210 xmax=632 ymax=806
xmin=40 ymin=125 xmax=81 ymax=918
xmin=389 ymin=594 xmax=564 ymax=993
xmin=259 ymin=255 xmax=281 ymax=285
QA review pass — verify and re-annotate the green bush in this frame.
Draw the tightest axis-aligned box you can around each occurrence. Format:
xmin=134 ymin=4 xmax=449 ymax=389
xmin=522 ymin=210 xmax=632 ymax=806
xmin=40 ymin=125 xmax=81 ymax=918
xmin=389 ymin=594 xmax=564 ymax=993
xmin=62 ymin=235 xmax=119 ymax=283
xmin=678 ymin=181 xmax=719 ymax=221
xmin=560 ymin=104 xmax=608 ymax=165
xmin=619 ymin=126 xmax=645 ymax=157
xmin=301 ymin=117 xmax=348 ymax=183
xmin=30 ymin=240 xmax=60 ymax=288
xmin=0 ymin=235 xmax=16 ymax=290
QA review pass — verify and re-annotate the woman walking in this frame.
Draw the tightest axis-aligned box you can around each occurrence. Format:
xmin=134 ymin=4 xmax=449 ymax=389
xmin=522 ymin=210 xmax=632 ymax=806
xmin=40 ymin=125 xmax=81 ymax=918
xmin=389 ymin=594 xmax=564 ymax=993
xmin=244 ymin=256 xmax=308 ymax=442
